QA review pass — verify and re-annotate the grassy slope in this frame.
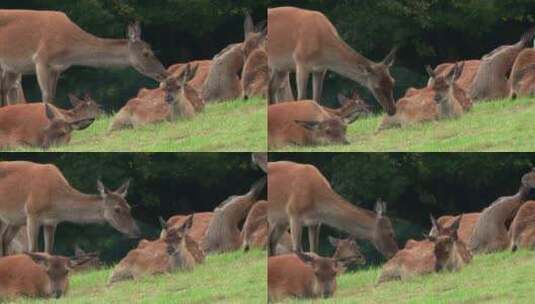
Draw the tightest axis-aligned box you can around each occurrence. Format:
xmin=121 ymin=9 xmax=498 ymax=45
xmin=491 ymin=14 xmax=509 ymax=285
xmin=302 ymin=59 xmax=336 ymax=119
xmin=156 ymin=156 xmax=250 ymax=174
xmin=277 ymin=97 xmax=535 ymax=152
xmin=283 ymin=250 xmax=535 ymax=304
xmin=13 ymin=249 xmax=266 ymax=304
xmin=10 ymin=98 xmax=266 ymax=152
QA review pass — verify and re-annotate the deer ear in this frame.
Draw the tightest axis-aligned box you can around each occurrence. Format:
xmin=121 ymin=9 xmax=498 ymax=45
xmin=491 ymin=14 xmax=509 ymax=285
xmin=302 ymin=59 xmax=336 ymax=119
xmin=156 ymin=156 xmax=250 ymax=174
xmin=177 ymin=215 xmax=193 ymax=236
xmin=127 ymin=21 xmax=141 ymax=42
xmin=294 ymin=120 xmax=320 ymax=131
xmin=68 ymin=94 xmax=84 ymax=107
xmin=382 ymin=47 xmax=397 ymax=68
xmin=97 ymin=180 xmax=109 ymax=197
xmin=116 ymin=179 xmax=131 ymax=198
xmin=295 ymin=252 xmax=315 ymax=265
xmin=74 ymin=245 xmax=86 ymax=257
xmin=375 ymin=199 xmax=386 ymax=216
xmin=430 ymin=214 xmax=441 ymax=234
xmin=449 ymin=215 xmax=462 ymax=240
xmin=158 ymin=216 xmax=167 ymax=229
xmin=186 ymin=64 xmax=199 ymax=83
xmin=425 ymin=65 xmax=435 ymax=79
xmin=453 ymin=62 xmax=464 ymax=81
xmin=24 ymin=252 xmax=49 ymax=268
xmin=44 ymin=103 xmax=56 ymax=121
xmin=328 ymin=236 xmax=340 ymax=247
xmin=337 ymin=94 xmax=349 ymax=106
xmin=244 ymin=10 xmax=254 ymax=39
xmin=70 ymin=118 xmax=95 ymax=131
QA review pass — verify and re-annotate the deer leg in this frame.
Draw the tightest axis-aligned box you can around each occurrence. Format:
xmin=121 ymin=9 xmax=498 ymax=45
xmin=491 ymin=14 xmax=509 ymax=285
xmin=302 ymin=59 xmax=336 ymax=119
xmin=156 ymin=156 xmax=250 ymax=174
xmin=0 ymin=222 xmax=7 ymax=256
xmin=2 ymin=72 xmax=18 ymax=106
xmin=43 ymin=224 xmax=57 ymax=254
xmin=295 ymin=65 xmax=310 ymax=100
xmin=268 ymin=223 xmax=286 ymax=256
xmin=308 ymin=224 xmax=321 ymax=253
xmin=289 ymin=217 xmax=303 ymax=253
xmin=268 ymin=70 xmax=286 ymax=104
xmin=312 ymin=70 xmax=326 ymax=103
xmin=48 ymin=71 xmax=60 ymax=101
xmin=26 ymin=216 xmax=40 ymax=252
xmin=35 ymin=62 xmax=53 ymax=103
xmin=3 ymin=225 xmax=21 ymax=255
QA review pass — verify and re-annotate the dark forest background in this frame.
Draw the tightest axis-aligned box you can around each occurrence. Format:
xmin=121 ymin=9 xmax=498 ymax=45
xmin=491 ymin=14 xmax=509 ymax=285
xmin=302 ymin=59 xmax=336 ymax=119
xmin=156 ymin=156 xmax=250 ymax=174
xmin=4 ymin=1 xmax=535 ymax=111
xmin=0 ymin=153 xmax=266 ymax=262
xmin=270 ymin=153 xmax=535 ymax=264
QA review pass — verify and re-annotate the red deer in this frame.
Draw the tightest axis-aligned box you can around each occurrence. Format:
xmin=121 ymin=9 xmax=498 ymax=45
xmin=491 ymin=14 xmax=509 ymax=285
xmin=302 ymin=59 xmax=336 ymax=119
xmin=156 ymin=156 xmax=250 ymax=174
xmin=108 ymin=215 xmax=201 ymax=284
xmin=166 ymin=60 xmax=212 ymax=92
xmin=429 ymin=215 xmax=472 ymax=272
xmin=252 ymin=152 xmax=268 ymax=173
xmin=268 ymin=252 xmax=344 ymax=301
xmin=65 ymin=93 xmax=104 ymax=120
xmin=0 ymin=10 xmax=167 ymax=104
xmin=241 ymin=12 xmax=268 ymax=99
xmin=268 ymin=161 xmax=399 ymax=258
xmin=327 ymin=236 xmax=366 ymax=268
xmin=470 ymin=28 xmax=535 ymax=102
xmin=267 ymin=6 xmax=397 ymax=115
xmin=70 ymin=245 xmax=103 ymax=272
xmin=0 ymin=161 xmax=140 ymax=255
xmin=470 ymin=168 xmax=535 ymax=254
xmin=202 ymin=177 xmax=266 ymax=253
xmin=108 ymin=64 xmax=202 ymax=133
xmin=160 ymin=212 xmax=214 ymax=243
xmin=268 ymin=101 xmax=350 ymax=149
xmin=510 ymin=48 xmax=535 ymax=98
xmin=326 ymin=92 xmax=372 ymax=120
xmin=0 ymin=71 xmax=25 ymax=106
xmin=202 ymin=43 xmax=244 ymax=103
xmin=0 ymin=102 xmax=95 ymax=149
xmin=0 ymin=252 xmax=85 ymax=299
xmin=428 ymin=212 xmax=480 ymax=246
xmin=510 ymin=200 xmax=535 ymax=251
xmin=427 ymin=60 xmax=481 ymax=93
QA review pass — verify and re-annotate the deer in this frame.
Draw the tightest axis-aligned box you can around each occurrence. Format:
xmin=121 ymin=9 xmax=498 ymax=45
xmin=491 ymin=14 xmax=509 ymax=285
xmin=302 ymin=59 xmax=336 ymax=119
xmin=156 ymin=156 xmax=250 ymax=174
xmin=510 ymin=48 xmax=535 ymax=99
xmin=268 ymin=161 xmax=399 ymax=259
xmin=202 ymin=43 xmax=244 ymax=103
xmin=428 ymin=212 xmax=480 ymax=246
xmin=166 ymin=60 xmax=212 ymax=92
xmin=327 ymin=236 xmax=366 ymax=269
xmin=0 ymin=161 xmax=140 ymax=256
xmin=160 ymin=212 xmax=214 ymax=243
xmin=429 ymin=215 xmax=472 ymax=272
xmin=427 ymin=60 xmax=481 ymax=93
xmin=469 ymin=28 xmax=535 ymax=102
xmin=268 ymin=101 xmax=351 ymax=149
xmin=0 ymin=10 xmax=168 ymax=104
xmin=0 ymin=102 xmax=95 ymax=149
xmin=324 ymin=92 xmax=372 ymax=120
xmin=108 ymin=64 xmax=201 ymax=133
xmin=201 ymin=177 xmax=266 ymax=254
xmin=426 ymin=63 xmax=470 ymax=118
xmin=268 ymin=252 xmax=345 ymax=301
xmin=0 ymin=252 xmax=86 ymax=299
xmin=0 ymin=70 xmax=25 ymax=106
xmin=108 ymin=215 xmax=201 ymax=285
xmin=470 ymin=168 xmax=535 ymax=254
xmin=241 ymin=11 xmax=268 ymax=99
xmin=509 ymin=200 xmax=535 ymax=251
xmin=70 ymin=245 xmax=103 ymax=272
xmin=267 ymin=6 xmax=397 ymax=115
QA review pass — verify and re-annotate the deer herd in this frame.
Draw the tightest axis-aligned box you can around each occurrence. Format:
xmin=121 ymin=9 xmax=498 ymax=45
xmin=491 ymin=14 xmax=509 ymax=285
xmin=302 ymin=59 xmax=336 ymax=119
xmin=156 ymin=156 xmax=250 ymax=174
xmin=0 ymin=9 xmax=267 ymax=149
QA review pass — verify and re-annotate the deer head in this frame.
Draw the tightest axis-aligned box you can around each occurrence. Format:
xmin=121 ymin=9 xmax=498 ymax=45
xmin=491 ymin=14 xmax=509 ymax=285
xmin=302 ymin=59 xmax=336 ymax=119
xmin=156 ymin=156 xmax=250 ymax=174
xmin=328 ymin=236 xmax=366 ymax=267
xmin=295 ymin=252 xmax=344 ymax=298
xmin=295 ymin=118 xmax=350 ymax=146
xmin=126 ymin=21 xmax=168 ymax=82
xmin=165 ymin=215 xmax=193 ymax=263
xmin=364 ymin=48 xmax=397 ymax=116
xmin=162 ymin=63 xmax=199 ymax=111
xmin=42 ymin=104 xmax=95 ymax=149
xmin=336 ymin=92 xmax=372 ymax=123
xmin=242 ymin=10 xmax=267 ymax=58
xmin=68 ymin=93 xmax=104 ymax=119
xmin=371 ymin=199 xmax=399 ymax=259
xmin=97 ymin=179 xmax=141 ymax=238
xmin=521 ymin=167 xmax=535 ymax=189
xmin=427 ymin=62 xmax=464 ymax=105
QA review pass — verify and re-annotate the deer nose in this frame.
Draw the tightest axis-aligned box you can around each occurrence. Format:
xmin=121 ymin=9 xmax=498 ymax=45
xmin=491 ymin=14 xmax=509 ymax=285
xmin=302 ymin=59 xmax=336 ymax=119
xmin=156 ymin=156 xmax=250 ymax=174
xmin=165 ymin=93 xmax=174 ymax=104
xmin=53 ymin=290 xmax=63 ymax=298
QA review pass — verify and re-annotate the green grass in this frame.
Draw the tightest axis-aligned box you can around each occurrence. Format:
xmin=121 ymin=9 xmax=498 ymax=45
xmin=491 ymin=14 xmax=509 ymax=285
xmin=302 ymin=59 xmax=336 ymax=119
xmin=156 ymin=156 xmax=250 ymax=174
xmin=11 ymin=249 xmax=266 ymax=304
xmin=281 ymin=250 xmax=535 ymax=304
xmin=10 ymin=98 xmax=266 ymax=152
xmin=276 ymin=97 xmax=535 ymax=152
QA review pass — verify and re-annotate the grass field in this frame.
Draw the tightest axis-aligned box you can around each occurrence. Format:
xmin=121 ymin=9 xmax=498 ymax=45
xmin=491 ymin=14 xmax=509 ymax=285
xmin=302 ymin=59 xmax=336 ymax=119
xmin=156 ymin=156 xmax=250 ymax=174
xmin=8 ymin=98 xmax=266 ymax=152
xmin=10 ymin=249 xmax=265 ymax=304
xmin=281 ymin=250 xmax=535 ymax=304
xmin=276 ymin=97 xmax=535 ymax=152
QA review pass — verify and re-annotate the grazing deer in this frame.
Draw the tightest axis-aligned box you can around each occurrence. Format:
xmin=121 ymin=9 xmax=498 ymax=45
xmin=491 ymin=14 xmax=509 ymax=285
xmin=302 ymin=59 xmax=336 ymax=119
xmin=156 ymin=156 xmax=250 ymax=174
xmin=268 ymin=161 xmax=399 ymax=258
xmin=108 ymin=64 xmax=201 ymax=133
xmin=268 ymin=252 xmax=344 ymax=301
xmin=202 ymin=43 xmax=244 ymax=103
xmin=267 ymin=7 xmax=397 ymax=115
xmin=427 ymin=60 xmax=481 ymax=93
xmin=510 ymin=200 xmax=535 ymax=251
xmin=0 ymin=252 xmax=84 ymax=299
xmin=0 ymin=10 xmax=167 ymax=104
xmin=510 ymin=48 xmax=535 ymax=98
xmin=470 ymin=28 xmax=535 ymax=102
xmin=470 ymin=168 xmax=535 ymax=254
xmin=429 ymin=215 xmax=472 ymax=272
xmin=202 ymin=177 xmax=266 ymax=253
xmin=0 ymin=103 xmax=95 ymax=149
xmin=241 ymin=11 xmax=268 ymax=99
xmin=0 ymin=161 xmax=140 ymax=255
xmin=268 ymin=101 xmax=350 ymax=149
xmin=166 ymin=60 xmax=212 ymax=92
xmin=108 ymin=215 xmax=201 ymax=285
xmin=428 ymin=212 xmax=480 ymax=246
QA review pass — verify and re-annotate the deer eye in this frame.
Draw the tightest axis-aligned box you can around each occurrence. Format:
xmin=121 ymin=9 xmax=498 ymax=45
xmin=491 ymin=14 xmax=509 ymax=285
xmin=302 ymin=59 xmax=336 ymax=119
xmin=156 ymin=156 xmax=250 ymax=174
xmin=114 ymin=208 xmax=121 ymax=213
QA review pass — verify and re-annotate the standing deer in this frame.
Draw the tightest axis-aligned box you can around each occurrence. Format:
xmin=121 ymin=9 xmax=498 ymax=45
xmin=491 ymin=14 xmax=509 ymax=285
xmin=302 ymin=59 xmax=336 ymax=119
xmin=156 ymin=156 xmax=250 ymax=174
xmin=0 ymin=252 xmax=84 ymax=299
xmin=267 ymin=6 xmax=397 ymax=115
xmin=0 ymin=10 xmax=168 ymax=104
xmin=470 ymin=168 xmax=535 ymax=254
xmin=268 ymin=252 xmax=344 ymax=301
xmin=0 ymin=103 xmax=95 ymax=149
xmin=0 ymin=161 xmax=140 ymax=256
xmin=509 ymin=200 xmax=535 ymax=251
xmin=469 ymin=28 xmax=535 ymax=102
xmin=268 ymin=161 xmax=399 ymax=258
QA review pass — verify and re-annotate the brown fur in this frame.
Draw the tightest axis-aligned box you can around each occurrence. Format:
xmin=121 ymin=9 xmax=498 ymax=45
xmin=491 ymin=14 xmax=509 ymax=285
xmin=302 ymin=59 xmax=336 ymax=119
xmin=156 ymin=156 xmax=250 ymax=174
xmin=430 ymin=216 xmax=472 ymax=272
xmin=510 ymin=200 xmax=535 ymax=250
xmin=428 ymin=60 xmax=481 ymax=93
xmin=166 ymin=60 xmax=212 ymax=92
xmin=377 ymin=240 xmax=436 ymax=283
xmin=162 ymin=212 xmax=214 ymax=243
xmin=202 ymin=43 xmax=244 ymax=102
xmin=242 ymin=47 xmax=268 ymax=99
xmin=510 ymin=49 xmax=535 ymax=98
xmin=429 ymin=213 xmax=480 ymax=246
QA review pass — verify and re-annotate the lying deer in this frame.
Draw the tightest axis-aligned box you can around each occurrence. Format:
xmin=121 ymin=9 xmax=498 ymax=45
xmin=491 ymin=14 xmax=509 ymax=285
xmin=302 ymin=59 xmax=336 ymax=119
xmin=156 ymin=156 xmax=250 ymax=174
xmin=470 ymin=168 xmax=535 ymax=254
xmin=0 ymin=252 xmax=85 ymax=299
xmin=510 ymin=48 xmax=535 ymax=98
xmin=429 ymin=215 xmax=472 ymax=272
xmin=510 ymin=200 xmax=535 ymax=251
xmin=0 ymin=10 xmax=167 ymax=104
xmin=0 ymin=161 xmax=140 ymax=255
xmin=268 ymin=161 xmax=399 ymax=258
xmin=428 ymin=212 xmax=480 ymax=246
xmin=268 ymin=252 xmax=344 ymax=301
xmin=427 ymin=60 xmax=481 ymax=93
xmin=108 ymin=215 xmax=201 ymax=284
xmin=268 ymin=101 xmax=351 ymax=149
xmin=0 ymin=102 xmax=95 ymax=149
xmin=71 ymin=245 xmax=103 ymax=272
xmin=109 ymin=64 xmax=201 ymax=133
xmin=161 ymin=212 xmax=214 ymax=242
xmin=470 ymin=27 xmax=535 ymax=102
xmin=267 ymin=6 xmax=397 ymax=115
xmin=166 ymin=60 xmax=212 ymax=92
xmin=202 ymin=43 xmax=244 ymax=103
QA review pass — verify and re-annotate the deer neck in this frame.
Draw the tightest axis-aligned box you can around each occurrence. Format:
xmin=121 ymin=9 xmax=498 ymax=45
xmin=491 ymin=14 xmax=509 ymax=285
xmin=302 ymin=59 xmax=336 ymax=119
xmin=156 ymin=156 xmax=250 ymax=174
xmin=517 ymin=183 xmax=531 ymax=202
xmin=67 ymin=38 xmax=131 ymax=68
xmin=57 ymin=189 xmax=106 ymax=224
xmin=318 ymin=191 xmax=376 ymax=240
xmin=327 ymin=42 xmax=373 ymax=86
